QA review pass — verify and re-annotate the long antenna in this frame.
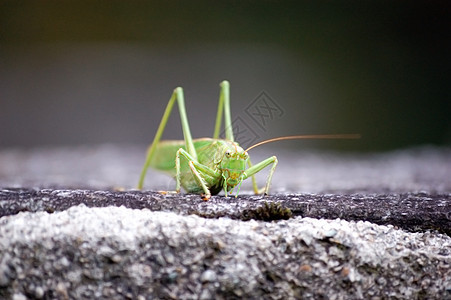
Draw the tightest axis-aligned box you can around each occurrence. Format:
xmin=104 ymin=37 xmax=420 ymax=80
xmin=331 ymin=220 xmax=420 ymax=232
xmin=244 ymin=134 xmax=361 ymax=152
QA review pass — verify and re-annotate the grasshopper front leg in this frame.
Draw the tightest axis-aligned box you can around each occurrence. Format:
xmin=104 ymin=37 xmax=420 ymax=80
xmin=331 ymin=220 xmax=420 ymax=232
xmin=243 ymin=156 xmax=278 ymax=195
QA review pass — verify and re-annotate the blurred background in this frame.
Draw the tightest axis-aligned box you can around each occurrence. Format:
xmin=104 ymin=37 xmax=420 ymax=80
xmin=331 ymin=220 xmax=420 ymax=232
xmin=1 ymin=1 xmax=450 ymax=152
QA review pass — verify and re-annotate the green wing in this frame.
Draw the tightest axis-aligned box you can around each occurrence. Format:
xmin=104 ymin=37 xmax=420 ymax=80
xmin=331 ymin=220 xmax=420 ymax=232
xmin=149 ymin=138 xmax=220 ymax=176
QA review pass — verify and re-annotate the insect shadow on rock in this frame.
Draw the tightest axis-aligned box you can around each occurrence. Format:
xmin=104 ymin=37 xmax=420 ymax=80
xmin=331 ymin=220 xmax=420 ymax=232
xmin=137 ymin=80 xmax=360 ymax=201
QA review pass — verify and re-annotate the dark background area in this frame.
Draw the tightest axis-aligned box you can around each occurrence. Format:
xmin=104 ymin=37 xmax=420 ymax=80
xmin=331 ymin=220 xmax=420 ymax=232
xmin=1 ymin=1 xmax=450 ymax=152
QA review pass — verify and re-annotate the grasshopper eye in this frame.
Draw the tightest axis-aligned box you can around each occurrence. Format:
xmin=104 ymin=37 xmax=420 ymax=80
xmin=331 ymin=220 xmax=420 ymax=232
xmin=225 ymin=151 xmax=232 ymax=158
xmin=241 ymin=152 xmax=249 ymax=160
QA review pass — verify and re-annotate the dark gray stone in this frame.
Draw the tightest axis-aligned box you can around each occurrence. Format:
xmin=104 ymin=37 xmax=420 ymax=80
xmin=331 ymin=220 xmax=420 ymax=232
xmin=0 ymin=189 xmax=449 ymax=235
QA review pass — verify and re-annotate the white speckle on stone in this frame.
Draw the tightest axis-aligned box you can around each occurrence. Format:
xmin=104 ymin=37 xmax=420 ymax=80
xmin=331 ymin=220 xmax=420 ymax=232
xmin=34 ymin=286 xmax=45 ymax=299
xmin=200 ymin=270 xmax=217 ymax=283
xmin=55 ymin=190 xmax=73 ymax=197
xmin=12 ymin=293 xmax=27 ymax=300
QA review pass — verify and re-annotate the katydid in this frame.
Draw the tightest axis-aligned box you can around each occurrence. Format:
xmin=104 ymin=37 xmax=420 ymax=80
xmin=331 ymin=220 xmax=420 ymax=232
xmin=137 ymin=80 xmax=359 ymax=200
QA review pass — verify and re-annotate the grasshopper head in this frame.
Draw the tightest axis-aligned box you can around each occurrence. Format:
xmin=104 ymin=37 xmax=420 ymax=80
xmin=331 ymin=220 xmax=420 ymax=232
xmin=220 ymin=144 xmax=249 ymax=187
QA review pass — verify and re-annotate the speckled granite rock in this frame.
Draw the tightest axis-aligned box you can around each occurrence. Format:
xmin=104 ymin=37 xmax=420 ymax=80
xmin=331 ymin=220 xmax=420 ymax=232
xmin=1 ymin=205 xmax=450 ymax=299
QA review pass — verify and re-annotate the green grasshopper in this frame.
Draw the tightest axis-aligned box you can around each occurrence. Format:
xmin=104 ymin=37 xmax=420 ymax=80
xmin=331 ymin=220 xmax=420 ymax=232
xmin=137 ymin=80 xmax=359 ymax=200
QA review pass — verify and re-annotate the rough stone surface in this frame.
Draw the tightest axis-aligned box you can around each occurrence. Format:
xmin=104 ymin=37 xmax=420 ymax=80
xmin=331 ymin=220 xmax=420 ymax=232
xmin=1 ymin=205 xmax=450 ymax=299
xmin=0 ymin=145 xmax=450 ymax=299
xmin=0 ymin=189 xmax=449 ymax=235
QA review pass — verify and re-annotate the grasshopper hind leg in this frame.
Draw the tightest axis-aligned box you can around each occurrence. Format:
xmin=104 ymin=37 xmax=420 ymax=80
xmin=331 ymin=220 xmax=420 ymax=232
xmin=213 ymin=80 xmax=234 ymax=141
xmin=138 ymin=87 xmax=197 ymax=190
